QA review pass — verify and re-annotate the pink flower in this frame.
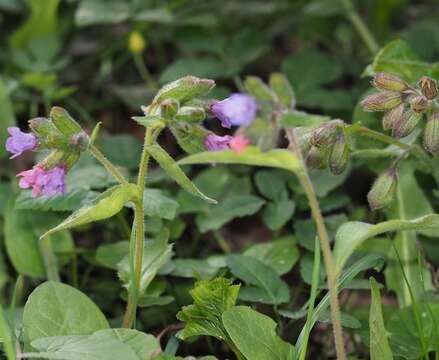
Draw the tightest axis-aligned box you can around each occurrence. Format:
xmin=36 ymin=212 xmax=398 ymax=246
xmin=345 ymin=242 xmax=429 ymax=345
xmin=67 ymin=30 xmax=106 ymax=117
xmin=229 ymin=135 xmax=249 ymax=153
xmin=5 ymin=127 xmax=38 ymax=158
xmin=211 ymin=94 xmax=257 ymax=128
xmin=204 ymin=134 xmax=233 ymax=151
xmin=17 ymin=166 xmax=66 ymax=198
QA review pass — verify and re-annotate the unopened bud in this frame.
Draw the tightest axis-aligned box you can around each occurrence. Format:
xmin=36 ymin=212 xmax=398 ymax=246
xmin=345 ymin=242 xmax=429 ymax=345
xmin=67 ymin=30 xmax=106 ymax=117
xmin=153 ymin=76 xmax=215 ymax=105
xmin=28 ymin=117 xmax=59 ymax=137
xmin=50 ymin=107 xmax=82 ymax=135
xmin=306 ymin=146 xmax=328 ymax=170
xmin=409 ymin=95 xmax=428 ymax=113
xmin=418 ymin=76 xmax=438 ymax=100
xmin=176 ymin=106 xmax=206 ymax=122
xmin=372 ymin=72 xmax=408 ymax=92
xmin=244 ymin=76 xmax=277 ymax=103
xmin=383 ymin=103 xmax=404 ymax=130
xmin=128 ymin=31 xmax=146 ymax=54
xmin=169 ymin=121 xmax=209 ymax=154
xmin=160 ymin=98 xmax=179 ymax=118
xmin=63 ymin=152 xmax=81 ymax=170
xmin=329 ymin=133 xmax=350 ymax=175
xmin=392 ymin=109 xmax=422 ymax=138
xmin=367 ymin=168 xmax=397 ymax=210
xmin=310 ymin=125 xmax=333 ymax=148
xmin=70 ymin=132 xmax=89 ymax=152
xmin=423 ymin=111 xmax=439 ymax=155
xmin=361 ymin=91 xmax=402 ymax=112
xmin=269 ymin=73 xmax=296 ymax=109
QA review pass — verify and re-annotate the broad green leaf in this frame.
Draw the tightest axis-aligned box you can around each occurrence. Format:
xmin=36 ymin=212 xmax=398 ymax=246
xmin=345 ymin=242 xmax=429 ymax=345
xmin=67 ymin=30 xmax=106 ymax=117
xmin=178 ymin=146 xmax=301 ymax=174
xmin=333 ymin=214 xmax=439 ymax=275
xmin=22 ymin=282 xmax=109 ymax=343
xmin=145 ymin=143 xmax=216 ymax=203
xmin=226 ymin=254 xmax=289 ymax=305
xmin=143 ymin=189 xmax=179 ymax=220
xmin=41 ymin=184 xmax=139 ymax=239
xmin=0 ymin=77 xmax=16 ymax=159
xmin=96 ymin=241 xmax=129 ymax=270
xmin=4 ymin=204 xmax=74 ymax=277
xmin=262 ymin=200 xmax=296 ymax=230
xmin=281 ymin=110 xmax=330 ymax=128
xmin=367 ymin=39 xmax=434 ymax=83
xmin=369 ymin=277 xmax=393 ymax=360
xmin=75 ymin=0 xmax=131 ymax=26
xmin=243 ymin=237 xmax=299 ymax=275
xmin=177 ymin=278 xmax=240 ymax=341
xmin=196 ymin=195 xmax=265 ymax=233
xmin=169 ymin=259 xmax=220 ymax=279
xmin=222 ymin=306 xmax=294 ymax=360
xmin=118 ymin=238 xmax=173 ymax=295
xmin=254 ymin=170 xmax=288 ymax=202
xmin=98 ymin=135 xmax=142 ymax=171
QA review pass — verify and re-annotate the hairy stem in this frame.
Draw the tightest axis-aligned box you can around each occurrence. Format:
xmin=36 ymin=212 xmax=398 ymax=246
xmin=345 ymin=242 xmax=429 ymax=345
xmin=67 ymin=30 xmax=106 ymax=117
xmin=286 ymin=128 xmax=346 ymax=360
xmin=89 ymin=145 xmax=128 ymax=184
xmin=339 ymin=0 xmax=379 ymax=55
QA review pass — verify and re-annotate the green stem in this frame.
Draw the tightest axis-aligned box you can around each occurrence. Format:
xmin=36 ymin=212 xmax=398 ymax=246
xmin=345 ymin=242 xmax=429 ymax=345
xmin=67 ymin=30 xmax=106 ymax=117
xmin=133 ymin=53 xmax=159 ymax=90
xmin=213 ymin=230 xmax=231 ymax=253
xmin=89 ymin=145 xmax=128 ymax=184
xmin=0 ymin=304 xmax=15 ymax=360
xmin=286 ymin=129 xmax=346 ymax=360
xmin=339 ymin=0 xmax=379 ymax=55
xmin=39 ymin=236 xmax=60 ymax=282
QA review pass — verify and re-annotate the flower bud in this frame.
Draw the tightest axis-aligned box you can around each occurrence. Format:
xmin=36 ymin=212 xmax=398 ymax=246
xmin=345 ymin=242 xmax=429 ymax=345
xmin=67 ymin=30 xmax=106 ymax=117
xmin=423 ymin=111 xmax=439 ymax=155
xmin=392 ymin=109 xmax=422 ymax=138
xmin=153 ymin=76 xmax=215 ymax=105
xmin=169 ymin=121 xmax=209 ymax=154
xmin=70 ymin=132 xmax=89 ymax=152
xmin=306 ymin=146 xmax=328 ymax=170
xmin=382 ymin=103 xmax=404 ymax=130
xmin=367 ymin=168 xmax=397 ymax=211
xmin=329 ymin=133 xmax=350 ymax=175
xmin=128 ymin=31 xmax=146 ymax=54
xmin=361 ymin=92 xmax=402 ymax=112
xmin=269 ymin=73 xmax=296 ymax=109
xmin=418 ymin=76 xmax=438 ymax=100
xmin=310 ymin=125 xmax=333 ymax=148
xmin=50 ymin=107 xmax=82 ymax=135
xmin=28 ymin=117 xmax=59 ymax=137
xmin=372 ymin=72 xmax=408 ymax=92
xmin=409 ymin=95 xmax=428 ymax=113
xmin=160 ymin=98 xmax=179 ymax=118
xmin=63 ymin=152 xmax=81 ymax=170
xmin=176 ymin=106 xmax=206 ymax=122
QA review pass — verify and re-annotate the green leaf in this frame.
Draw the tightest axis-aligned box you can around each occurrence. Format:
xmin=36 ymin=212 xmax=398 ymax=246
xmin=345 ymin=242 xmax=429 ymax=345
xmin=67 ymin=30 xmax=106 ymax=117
xmin=40 ymin=184 xmax=139 ymax=239
xmin=22 ymin=281 xmax=109 ymax=343
xmin=226 ymin=254 xmax=290 ymax=305
xmin=169 ymin=259 xmax=220 ymax=279
xmin=118 ymin=238 xmax=173 ymax=295
xmin=243 ymin=236 xmax=299 ymax=275
xmin=159 ymin=58 xmax=225 ymax=83
xmin=0 ymin=77 xmax=16 ymax=160
xmin=75 ymin=0 xmax=131 ymax=26
xmin=280 ymin=110 xmax=330 ymax=128
xmin=367 ymin=39 xmax=434 ymax=83
xmin=4 ymin=204 xmax=74 ymax=277
xmin=98 ymin=135 xmax=142 ymax=171
xmin=177 ymin=278 xmax=240 ymax=341
xmin=145 ymin=143 xmax=216 ymax=203
xmin=262 ymin=200 xmax=296 ymax=231
xmin=96 ymin=241 xmax=129 ymax=270
xmin=333 ymin=214 xmax=439 ymax=275
xmin=369 ymin=277 xmax=393 ymax=360
xmin=178 ymin=146 xmax=301 ymax=173
xmin=222 ymin=306 xmax=294 ymax=360
xmin=196 ymin=195 xmax=265 ymax=233
xmin=254 ymin=170 xmax=288 ymax=201
xmin=143 ymin=189 xmax=179 ymax=220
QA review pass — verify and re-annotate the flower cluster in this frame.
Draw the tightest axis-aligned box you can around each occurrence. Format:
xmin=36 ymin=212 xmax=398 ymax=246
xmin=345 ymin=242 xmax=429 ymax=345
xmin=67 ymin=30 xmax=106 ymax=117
xmin=5 ymin=107 xmax=88 ymax=198
xmin=361 ymin=72 xmax=439 ymax=154
xmin=204 ymin=94 xmax=256 ymax=152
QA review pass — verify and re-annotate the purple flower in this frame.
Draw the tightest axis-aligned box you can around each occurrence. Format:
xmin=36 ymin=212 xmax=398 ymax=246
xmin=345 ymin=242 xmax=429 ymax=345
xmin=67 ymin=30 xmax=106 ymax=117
xmin=211 ymin=93 xmax=257 ymax=128
xmin=204 ymin=134 xmax=233 ymax=151
xmin=5 ymin=127 xmax=38 ymax=159
xmin=18 ymin=166 xmax=66 ymax=198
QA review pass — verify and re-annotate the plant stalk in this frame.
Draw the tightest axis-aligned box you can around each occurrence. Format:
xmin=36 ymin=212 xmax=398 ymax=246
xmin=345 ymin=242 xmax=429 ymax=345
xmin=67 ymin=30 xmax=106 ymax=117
xmin=89 ymin=145 xmax=128 ymax=184
xmin=286 ymin=128 xmax=346 ymax=360
xmin=39 ymin=236 xmax=60 ymax=282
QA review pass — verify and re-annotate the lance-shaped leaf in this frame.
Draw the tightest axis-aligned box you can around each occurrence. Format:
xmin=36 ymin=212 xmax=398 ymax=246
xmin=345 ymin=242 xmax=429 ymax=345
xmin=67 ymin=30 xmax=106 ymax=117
xmin=369 ymin=277 xmax=393 ymax=360
xmin=145 ymin=143 xmax=216 ymax=203
xmin=179 ymin=146 xmax=301 ymax=173
xmin=333 ymin=214 xmax=439 ymax=275
xmin=40 ymin=183 xmax=140 ymax=239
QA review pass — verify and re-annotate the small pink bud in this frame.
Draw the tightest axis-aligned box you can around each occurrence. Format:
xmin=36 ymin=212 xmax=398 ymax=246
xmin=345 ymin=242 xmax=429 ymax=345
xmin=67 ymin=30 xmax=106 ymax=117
xmin=229 ymin=135 xmax=249 ymax=153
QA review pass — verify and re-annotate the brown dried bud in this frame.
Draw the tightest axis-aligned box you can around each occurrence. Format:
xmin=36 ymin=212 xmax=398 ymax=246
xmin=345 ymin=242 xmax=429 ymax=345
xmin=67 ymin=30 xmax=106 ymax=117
xmin=372 ymin=72 xmax=408 ymax=92
xmin=310 ymin=125 xmax=333 ymax=148
xmin=409 ymin=95 xmax=428 ymax=113
xmin=361 ymin=92 xmax=402 ymax=112
xmin=423 ymin=111 xmax=439 ymax=155
xmin=329 ymin=133 xmax=350 ymax=175
xmin=392 ymin=109 xmax=422 ymax=138
xmin=418 ymin=76 xmax=438 ymax=100
xmin=367 ymin=168 xmax=397 ymax=211
xmin=382 ymin=103 xmax=404 ymax=130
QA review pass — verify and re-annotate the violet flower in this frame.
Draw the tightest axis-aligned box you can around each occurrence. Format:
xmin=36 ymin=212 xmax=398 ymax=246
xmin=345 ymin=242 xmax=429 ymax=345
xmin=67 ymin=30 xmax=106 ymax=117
xmin=18 ymin=166 xmax=66 ymax=198
xmin=5 ymin=127 xmax=38 ymax=158
xmin=204 ymin=134 xmax=233 ymax=151
xmin=211 ymin=94 xmax=257 ymax=128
